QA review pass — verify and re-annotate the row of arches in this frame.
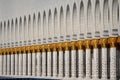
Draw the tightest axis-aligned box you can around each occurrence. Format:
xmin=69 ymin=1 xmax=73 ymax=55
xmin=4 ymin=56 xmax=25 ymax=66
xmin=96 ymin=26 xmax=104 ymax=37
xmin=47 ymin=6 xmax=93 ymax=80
xmin=0 ymin=0 xmax=119 ymax=47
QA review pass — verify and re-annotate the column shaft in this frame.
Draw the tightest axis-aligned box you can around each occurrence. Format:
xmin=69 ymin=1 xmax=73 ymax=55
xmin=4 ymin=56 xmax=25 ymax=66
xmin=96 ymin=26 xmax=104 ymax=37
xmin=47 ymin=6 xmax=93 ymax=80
xmin=19 ymin=53 xmax=23 ymax=75
xmin=71 ymin=50 xmax=76 ymax=77
xmin=15 ymin=53 xmax=18 ymax=75
xmin=59 ymin=51 xmax=63 ymax=77
xmin=23 ymin=53 xmax=27 ymax=75
xmin=7 ymin=54 xmax=10 ymax=75
xmin=53 ymin=51 xmax=57 ymax=77
xmin=0 ymin=54 xmax=2 ymax=75
xmin=28 ymin=53 xmax=32 ymax=76
xmin=78 ymin=50 xmax=84 ymax=78
xmin=3 ymin=54 xmax=7 ymax=75
xmin=101 ymin=48 xmax=107 ymax=79
xmin=32 ymin=52 xmax=36 ymax=76
xmin=47 ymin=51 xmax=51 ymax=77
xmin=37 ymin=52 xmax=41 ymax=76
xmin=42 ymin=51 xmax=46 ymax=77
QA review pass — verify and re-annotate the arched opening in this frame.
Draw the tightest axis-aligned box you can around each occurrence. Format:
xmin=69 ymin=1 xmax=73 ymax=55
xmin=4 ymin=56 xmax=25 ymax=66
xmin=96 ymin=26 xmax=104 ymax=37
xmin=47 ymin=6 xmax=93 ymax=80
xmin=60 ymin=6 xmax=64 ymax=36
xmin=28 ymin=15 xmax=31 ymax=40
xmin=38 ymin=12 xmax=41 ymax=38
xmin=66 ymin=5 xmax=71 ymax=35
xmin=19 ymin=17 xmax=22 ymax=41
xmin=4 ymin=21 xmax=6 ymax=42
xmin=0 ymin=22 xmax=2 ymax=44
xmin=15 ymin=18 xmax=18 ymax=41
xmin=33 ymin=14 xmax=37 ymax=39
xmin=43 ymin=11 xmax=47 ymax=38
xmin=95 ymin=0 xmax=101 ymax=34
xmin=112 ymin=0 xmax=119 ymax=28
xmin=11 ymin=19 xmax=14 ymax=41
xmin=80 ymin=1 xmax=85 ymax=35
xmin=73 ymin=3 xmax=78 ymax=34
xmin=87 ymin=0 xmax=93 ymax=35
xmin=54 ymin=8 xmax=59 ymax=36
xmin=48 ymin=9 xmax=52 ymax=37
xmin=7 ymin=20 xmax=10 ymax=42
xmin=24 ymin=16 xmax=27 ymax=40
xmin=103 ymin=0 xmax=109 ymax=31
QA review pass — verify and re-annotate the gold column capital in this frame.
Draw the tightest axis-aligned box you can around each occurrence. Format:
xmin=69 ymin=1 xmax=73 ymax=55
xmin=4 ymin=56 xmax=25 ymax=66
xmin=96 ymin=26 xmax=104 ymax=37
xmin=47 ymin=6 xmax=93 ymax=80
xmin=22 ymin=47 xmax=26 ymax=53
xmin=84 ymin=40 xmax=91 ymax=49
xmin=47 ymin=44 xmax=51 ymax=52
xmin=63 ymin=42 xmax=70 ymax=50
xmin=3 ymin=48 xmax=6 ymax=55
xmin=58 ymin=42 xmax=62 ymax=51
xmin=91 ymin=39 xmax=99 ymax=48
xmin=108 ymin=37 xmax=117 ymax=47
xmin=77 ymin=40 xmax=83 ymax=50
xmin=30 ymin=46 xmax=35 ymax=53
xmin=36 ymin=45 xmax=40 ymax=52
xmin=99 ymin=38 xmax=108 ymax=48
xmin=52 ymin=43 xmax=57 ymax=51
xmin=41 ymin=44 xmax=46 ymax=52
xmin=70 ymin=41 xmax=76 ymax=50
xmin=26 ymin=46 xmax=30 ymax=53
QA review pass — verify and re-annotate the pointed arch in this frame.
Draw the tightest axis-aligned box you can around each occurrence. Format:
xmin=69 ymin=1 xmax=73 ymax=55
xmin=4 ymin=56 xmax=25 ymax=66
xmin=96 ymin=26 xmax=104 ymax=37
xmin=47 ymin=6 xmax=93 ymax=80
xmin=33 ymin=13 xmax=37 ymax=39
xmin=38 ymin=12 xmax=41 ymax=38
xmin=87 ymin=0 xmax=93 ymax=34
xmin=66 ymin=4 xmax=71 ymax=35
xmin=112 ymin=0 xmax=119 ymax=28
xmin=60 ymin=6 xmax=64 ymax=36
xmin=15 ymin=18 xmax=18 ymax=41
xmin=48 ymin=9 xmax=52 ymax=37
xmin=7 ymin=20 xmax=10 ymax=41
xmin=73 ymin=2 xmax=78 ymax=34
xmin=103 ymin=0 xmax=109 ymax=30
xmin=80 ymin=1 xmax=85 ymax=35
xmin=43 ymin=11 xmax=47 ymax=38
xmin=95 ymin=0 xmax=101 ymax=34
xmin=54 ymin=8 xmax=59 ymax=36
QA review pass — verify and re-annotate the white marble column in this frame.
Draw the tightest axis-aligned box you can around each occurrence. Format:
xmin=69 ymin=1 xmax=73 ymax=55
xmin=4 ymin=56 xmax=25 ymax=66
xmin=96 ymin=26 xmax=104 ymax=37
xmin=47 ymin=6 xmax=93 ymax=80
xmin=28 ymin=52 xmax=32 ymax=76
xmin=92 ymin=40 xmax=99 ymax=79
xmin=15 ymin=53 xmax=18 ymax=75
xmin=0 ymin=54 xmax=2 ymax=75
xmin=71 ymin=42 xmax=76 ymax=78
xmin=23 ymin=52 xmax=27 ymax=75
xmin=7 ymin=53 xmax=10 ymax=75
xmin=42 ymin=51 xmax=46 ymax=77
xmin=11 ymin=52 xmax=14 ymax=75
xmin=78 ymin=49 xmax=84 ymax=78
xmin=47 ymin=50 xmax=51 ymax=77
xmin=86 ymin=49 xmax=91 ymax=78
xmin=3 ymin=53 xmax=7 ymax=75
xmin=85 ymin=40 xmax=91 ymax=79
xmin=53 ymin=49 xmax=57 ymax=77
xmin=93 ymin=48 xmax=99 ymax=78
xmin=19 ymin=52 xmax=23 ymax=75
xmin=37 ymin=51 xmax=41 ymax=76
xmin=101 ymin=48 xmax=107 ymax=79
xmin=109 ymin=38 xmax=117 ymax=80
xmin=110 ymin=47 xmax=116 ymax=80
xmin=32 ymin=51 xmax=36 ymax=76
xmin=65 ymin=50 xmax=69 ymax=78
xmin=58 ymin=46 xmax=63 ymax=77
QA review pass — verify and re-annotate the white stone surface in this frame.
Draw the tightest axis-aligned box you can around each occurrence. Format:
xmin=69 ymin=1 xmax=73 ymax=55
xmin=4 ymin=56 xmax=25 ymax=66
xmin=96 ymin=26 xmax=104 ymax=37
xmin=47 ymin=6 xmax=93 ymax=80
xmin=110 ymin=47 xmax=117 ymax=80
xmin=101 ymin=48 xmax=107 ymax=79
xmin=78 ymin=50 xmax=84 ymax=78
xmin=28 ymin=53 xmax=32 ymax=76
xmin=47 ymin=51 xmax=51 ymax=77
